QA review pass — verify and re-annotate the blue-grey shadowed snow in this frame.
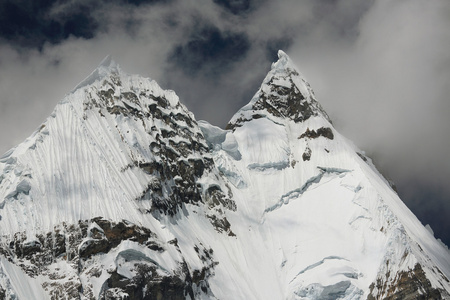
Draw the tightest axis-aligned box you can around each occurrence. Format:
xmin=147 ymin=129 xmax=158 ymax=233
xmin=115 ymin=249 xmax=169 ymax=273
xmin=5 ymin=179 xmax=31 ymax=200
xmin=295 ymin=281 xmax=357 ymax=300
xmin=265 ymin=167 xmax=351 ymax=213
xmin=291 ymin=256 xmax=349 ymax=283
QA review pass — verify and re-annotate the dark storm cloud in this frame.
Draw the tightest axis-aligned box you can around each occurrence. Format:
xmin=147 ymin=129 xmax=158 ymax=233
xmin=265 ymin=37 xmax=293 ymax=61
xmin=396 ymin=182 xmax=450 ymax=248
xmin=213 ymin=0 xmax=251 ymax=15
xmin=0 ymin=0 xmax=449 ymax=246
xmin=121 ymin=0 xmax=173 ymax=5
xmin=0 ymin=0 xmax=98 ymax=47
xmin=169 ymin=25 xmax=250 ymax=77
xmin=0 ymin=0 xmax=174 ymax=48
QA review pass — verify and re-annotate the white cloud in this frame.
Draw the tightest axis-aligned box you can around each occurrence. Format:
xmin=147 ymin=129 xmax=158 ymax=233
xmin=289 ymin=0 xmax=450 ymax=187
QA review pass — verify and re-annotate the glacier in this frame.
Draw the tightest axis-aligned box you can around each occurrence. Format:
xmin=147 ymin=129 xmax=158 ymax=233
xmin=0 ymin=50 xmax=449 ymax=299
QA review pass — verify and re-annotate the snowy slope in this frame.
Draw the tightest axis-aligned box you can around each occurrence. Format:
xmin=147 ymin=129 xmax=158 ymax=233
xmin=0 ymin=51 xmax=449 ymax=299
xmin=200 ymin=51 xmax=450 ymax=299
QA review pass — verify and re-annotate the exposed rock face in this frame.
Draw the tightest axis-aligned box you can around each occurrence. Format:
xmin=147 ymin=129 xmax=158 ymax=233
xmin=252 ymin=74 xmax=319 ymax=123
xmin=82 ymin=66 xmax=235 ymax=218
xmin=227 ymin=50 xmax=331 ymax=129
xmin=299 ymin=127 xmax=334 ymax=140
xmin=302 ymin=146 xmax=312 ymax=161
xmin=84 ymin=62 xmax=236 ymax=238
xmin=368 ymin=263 xmax=449 ymax=300
xmin=0 ymin=218 xmax=217 ymax=299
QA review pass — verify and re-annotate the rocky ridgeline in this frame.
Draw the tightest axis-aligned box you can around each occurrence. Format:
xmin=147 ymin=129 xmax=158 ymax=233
xmin=227 ymin=52 xmax=331 ymax=130
xmin=82 ymin=67 xmax=236 ymax=233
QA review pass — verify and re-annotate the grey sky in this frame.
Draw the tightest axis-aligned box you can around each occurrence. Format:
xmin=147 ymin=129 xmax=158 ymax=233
xmin=0 ymin=0 xmax=449 ymax=245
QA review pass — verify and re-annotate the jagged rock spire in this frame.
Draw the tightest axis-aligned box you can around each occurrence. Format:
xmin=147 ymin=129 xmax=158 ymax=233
xmin=227 ymin=50 xmax=331 ymax=129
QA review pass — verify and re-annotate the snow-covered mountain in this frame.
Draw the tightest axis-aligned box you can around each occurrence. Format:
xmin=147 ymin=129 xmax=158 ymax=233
xmin=0 ymin=51 xmax=449 ymax=300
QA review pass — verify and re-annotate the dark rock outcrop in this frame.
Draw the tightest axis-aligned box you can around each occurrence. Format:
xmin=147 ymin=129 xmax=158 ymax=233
xmin=368 ymin=263 xmax=449 ymax=300
xmin=0 ymin=286 xmax=5 ymax=300
xmin=81 ymin=69 xmax=235 ymax=234
xmin=299 ymin=127 xmax=334 ymax=140
xmin=0 ymin=218 xmax=218 ymax=299
xmin=302 ymin=147 xmax=312 ymax=161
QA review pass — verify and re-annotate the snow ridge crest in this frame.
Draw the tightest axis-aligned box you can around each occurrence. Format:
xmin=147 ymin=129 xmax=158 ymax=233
xmin=70 ymin=54 xmax=121 ymax=93
xmin=271 ymin=50 xmax=297 ymax=73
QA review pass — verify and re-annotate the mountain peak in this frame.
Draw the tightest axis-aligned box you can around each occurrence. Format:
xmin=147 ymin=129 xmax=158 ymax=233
xmin=98 ymin=54 xmax=116 ymax=69
xmin=271 ymin=49 xmax=295 ymax=73
xmin=227 ymin=50 xmax=331 ymax=129
xmin=70 ymin=55 xmax=121 ymax=93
